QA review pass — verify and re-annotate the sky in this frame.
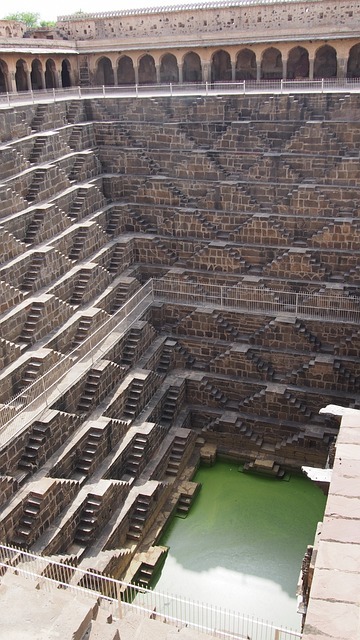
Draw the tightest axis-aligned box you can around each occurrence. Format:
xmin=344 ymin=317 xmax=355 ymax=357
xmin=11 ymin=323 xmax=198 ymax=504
xmin=0 ymin=0 xmax=187 ymax=23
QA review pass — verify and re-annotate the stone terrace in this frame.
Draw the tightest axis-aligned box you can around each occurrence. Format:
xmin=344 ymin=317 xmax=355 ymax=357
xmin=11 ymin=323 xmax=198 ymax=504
xmin=0 ymin=93 xmax=359 ymax=621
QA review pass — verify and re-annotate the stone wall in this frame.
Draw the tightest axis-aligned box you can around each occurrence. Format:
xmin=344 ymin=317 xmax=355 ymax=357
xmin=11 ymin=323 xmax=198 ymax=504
xmin=56 ymin=1 xmax=360 ymax=42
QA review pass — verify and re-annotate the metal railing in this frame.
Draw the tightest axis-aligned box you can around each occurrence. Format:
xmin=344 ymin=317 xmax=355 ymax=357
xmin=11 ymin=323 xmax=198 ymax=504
xmin=0 ymin=278 xmax=359 ymax=441
xmin=0 ymin=544 xmax=301 ymax=640
xmin=153 ymin=279 xmax=360 ymax=323
xmin=1 ymin=78 xmax=360 ymax=109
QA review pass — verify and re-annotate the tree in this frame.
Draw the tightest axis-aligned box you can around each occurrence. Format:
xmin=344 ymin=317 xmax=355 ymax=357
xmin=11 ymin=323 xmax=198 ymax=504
xmin=40 ymin=20 xmax=56 ymax=28
xmin=4 ymin=12 xmax=40 ymax=27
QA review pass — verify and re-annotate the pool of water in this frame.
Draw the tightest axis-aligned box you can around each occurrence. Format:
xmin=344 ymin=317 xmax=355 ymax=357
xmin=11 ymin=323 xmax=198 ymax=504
xmin=155 ymin=461 xmax=326 ymax=631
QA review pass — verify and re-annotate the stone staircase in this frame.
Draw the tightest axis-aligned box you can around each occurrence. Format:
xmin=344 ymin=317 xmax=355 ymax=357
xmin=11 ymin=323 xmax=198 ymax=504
xmin=25 ymin=168 xmax=47 ymax=203
xmin=108 ymin=244 xmax=127 ymax=275
xmin=68 ymin=154 xmax=87 ymax=182
xmin=21 ymin=254 xmax=45 ymax=291
xmin=30 ymin=104 xmax=47 ymax=132
xmin=69 ymin=269 xmax=91 ymax=305
xmin=23 ymin=210 xmax=46 ymax=244
xmin=106 ymin=208 xmax=123 ymax=236
xmin=18 ymin=303 xmax=43 ymax=344
xmin=18 ymin=422 xmax=50 ymax=474
xmin=68 ymin=126 xmax=83 ymax=150
xmin=72 ymin=316 xmax=93 ymax=349
xmin=68 ymin=227 xmax=88 ymax=261
xmin=29 ymin=136 xmax=48 ymax=164
xmin=120 ymin=327 xmax=142 ymax=367
xmin=75 ymin=427 xmax=103 ymax=476
xmin=127 ymin=494 xmax=151 ymax=541
xmin=69 ymin=187 xmax=89 ymax=221
xmin=77 ymin=369 xmax=103 ymax=413
xmin=156 ymin=340 xmax=176 ymax=374
xmin=294 ymin=319 xmax=322 ymax=350
xmin=17 ymin=358 xmax=43 ymax=391
xmin=160 ymin=387 xmax=181 ymax=426
xmin=125 ymin=434 xmax=149 ymax=477
xmin=243 ymin=457 xmax=285 ymax=479
xmin=12 ymin=492 xmax=43 ymax=546
xmin=165 ymin=435 xmax=188 ymax=477
xmin=122 ymin=378 xmax=145 ymax=420
xmin=75 ymin=495 xmax=102 ymax=545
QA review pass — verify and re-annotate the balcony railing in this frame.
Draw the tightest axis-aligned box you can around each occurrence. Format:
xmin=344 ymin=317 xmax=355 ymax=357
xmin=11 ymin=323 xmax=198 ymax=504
xmin=1 ymin=77 xmax=360 ymax=108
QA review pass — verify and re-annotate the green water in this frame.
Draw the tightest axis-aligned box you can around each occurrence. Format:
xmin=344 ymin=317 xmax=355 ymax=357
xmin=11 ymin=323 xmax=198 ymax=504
xmin=155 ymin=461 xmax=326 ymax=631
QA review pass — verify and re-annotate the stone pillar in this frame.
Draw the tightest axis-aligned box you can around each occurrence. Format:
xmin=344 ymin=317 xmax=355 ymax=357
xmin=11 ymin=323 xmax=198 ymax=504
xmin=113 ymin=65 xmax=118 ymax=86
xmin=256 ymin=62 xmax=261 ymax=81
xmin=40 ymin=69 xmax=46 ymax=89
xmin=309 ymin=58 xmax=314 ymax=80
xmin=231 ymin=62 xmax=236 ymax=82
xmin=282 ymin=58 xmax=287 ymax=80
xmin=178 ymin=64 xmax=183 ymax=84
xmin=57 ymin=70 xmax=62 ymax=88
xmin=8 ymin=70 xmax=16 ymax=93
xmin=134 ymin=66 xmax=139 ymax=85
xmin=202 ymin=63 xmax=210 ymax=83
xmin=26 ymin=69 xmax=31 ymax=91
xmin=337 ymin=58 xmax=347 ymax=78
xmin=156 ymin=64 xmax=161 ymax=84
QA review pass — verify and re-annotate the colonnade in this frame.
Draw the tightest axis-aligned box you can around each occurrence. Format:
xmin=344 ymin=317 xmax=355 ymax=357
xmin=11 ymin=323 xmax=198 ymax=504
xmin=0 ymin=57 xmax=74 ymax=93
xmin=94 ymin=44 xmax=360 ymax=87
xmin=1 ymin=41 xmax=360 ymax=92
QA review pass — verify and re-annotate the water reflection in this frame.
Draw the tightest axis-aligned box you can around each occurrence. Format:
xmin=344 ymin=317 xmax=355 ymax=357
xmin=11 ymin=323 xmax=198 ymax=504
xmin=155 ymin=462 xmax=326 ymax=630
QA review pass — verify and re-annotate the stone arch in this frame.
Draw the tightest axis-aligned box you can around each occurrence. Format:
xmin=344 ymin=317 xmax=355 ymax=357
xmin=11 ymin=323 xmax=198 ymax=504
xmin=160 ymin=53 xmax=179 ymax=83
xmin=347 ymin=43 xmax=360 ymax=78
xmin=15 ymin=59 xmax=28 ymax=92
xmin=138 ymin=54 xmax=156 ymax=84
xmin=314 ymin=45 xmax=337 ymax=78
xmin=61 ymin=59 xmax=71 ymax=87
xmin=31 ymin=59 xmax=43 ymax=90
xmin=211 ymin=49 xmax=232 ymax=82
xmin=261 ymin=47 xmax=283 ymax=79
xmin=95 ymin=57 xmax=114 ymax=86
xmin=235 ymin=49 xmax=257 ymax=80
xmin=287 ymin=46 xmax=309 ymax=79
xmin=183 ymin=51 xmax=202 ymax=83
xmin=117 ymin=56 xmax=135 ymax=85
xmin=0 ymin=59 xmax=10 ymax=93
xmin=5 ymin=26 xmax=11 ymax=37
xmin=45 ymin=58 xmax=57 ymax=88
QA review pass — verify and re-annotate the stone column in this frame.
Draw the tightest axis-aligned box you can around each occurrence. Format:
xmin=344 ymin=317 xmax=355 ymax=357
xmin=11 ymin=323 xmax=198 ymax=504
xmin=231 ymin=62 xmax=236 ymax=82
xmin=8 ymin=70 xmax=16 ymax=93
xmin=309 ymin=58 xmax=314 ymax=80
xmin=337 ymin=58 xmax=347 ymax=78
xmin=178 ymin=64 xmax=183 ymax=84
xmin=282 ymin=58 xmax=287 ymax=80
xmin=40 ymin=69 xmax=46 ymax=89
xmin=202 ymin=63 xmax=210 ymax=83
xmin=26 ymin=69 xmax=31 ymax=91
xmin=156 ymin=64 xmax=161 ymax=84
xmin=256 ymin=62 xmax=261 ymax=81
xmin=134 ymin=66 xmax=139 ymax=85
xmin=57 ymin=70 xmax=62 ymax=88
xmin=113 ymin=65 xmax=118 ymax=86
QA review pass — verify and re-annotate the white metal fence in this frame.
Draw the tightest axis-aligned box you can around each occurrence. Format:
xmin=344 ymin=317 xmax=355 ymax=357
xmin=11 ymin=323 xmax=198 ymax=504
xmin=0 ymin=544 xmax=301 ymax=640
xmin=1 ymin=78 xmax=360 ymax=108
xmin=153 ymin=279 xmax=360 ymax=323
